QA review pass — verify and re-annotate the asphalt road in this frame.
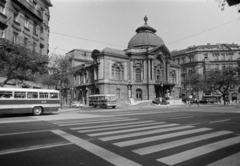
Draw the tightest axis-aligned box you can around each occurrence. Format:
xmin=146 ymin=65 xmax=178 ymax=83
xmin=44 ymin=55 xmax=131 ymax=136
xmin=1 ymin=105 xmax=240 ymax=166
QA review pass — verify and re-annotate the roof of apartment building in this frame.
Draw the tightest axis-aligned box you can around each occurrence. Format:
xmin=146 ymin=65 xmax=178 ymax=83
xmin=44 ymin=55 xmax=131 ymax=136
xmin=171 ymin=43 xmax=240 ymax=57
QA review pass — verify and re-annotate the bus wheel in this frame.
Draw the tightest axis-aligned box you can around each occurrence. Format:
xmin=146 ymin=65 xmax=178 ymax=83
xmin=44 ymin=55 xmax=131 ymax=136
xmin=104 ymin=104 xmax=107 ymax=109
xmin=112 ymin=106 xmax=116 ymax=109
xmin=32 ymin=107 xmax=42 ymax=116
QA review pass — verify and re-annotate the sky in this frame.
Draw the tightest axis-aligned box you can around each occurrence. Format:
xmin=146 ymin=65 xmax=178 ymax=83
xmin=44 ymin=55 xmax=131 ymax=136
xmin=48 ymin=0 xmax=240 ymax=55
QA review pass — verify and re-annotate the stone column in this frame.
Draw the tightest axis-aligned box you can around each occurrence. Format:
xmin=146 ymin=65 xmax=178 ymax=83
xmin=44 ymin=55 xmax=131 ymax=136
xmin=144 ymin=60 xmax=147 ymax=80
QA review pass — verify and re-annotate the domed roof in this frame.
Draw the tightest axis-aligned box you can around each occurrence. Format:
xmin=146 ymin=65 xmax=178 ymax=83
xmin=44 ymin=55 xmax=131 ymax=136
xmin=128 ymin=16 xmax=164 ymax=49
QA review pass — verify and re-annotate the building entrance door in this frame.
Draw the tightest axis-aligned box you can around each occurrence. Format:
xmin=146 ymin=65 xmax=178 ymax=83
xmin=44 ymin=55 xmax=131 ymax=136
xmin=136 ymin=89 xmax=142 ymax=101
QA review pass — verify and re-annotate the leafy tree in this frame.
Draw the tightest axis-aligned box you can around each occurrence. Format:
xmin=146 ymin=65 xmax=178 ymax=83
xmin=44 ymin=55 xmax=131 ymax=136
xmin=204 ymin=67 xmax=240 ymax=105
xmin=216 ymin=0 xmax=240 ymax=13
xmin=40 ymin=54 xmax=74 ymax=108
xmin=0 ymin=39 xmax=49 ymax=87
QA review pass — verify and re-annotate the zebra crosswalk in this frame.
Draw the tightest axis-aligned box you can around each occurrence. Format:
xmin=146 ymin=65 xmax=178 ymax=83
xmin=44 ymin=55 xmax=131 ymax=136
xmin=51 ymin=117 xmax=240 ymax=166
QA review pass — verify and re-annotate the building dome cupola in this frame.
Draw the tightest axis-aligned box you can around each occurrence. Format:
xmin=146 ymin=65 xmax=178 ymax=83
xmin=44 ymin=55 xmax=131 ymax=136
xmin=127 ymin=16 xmax=164 ymax=49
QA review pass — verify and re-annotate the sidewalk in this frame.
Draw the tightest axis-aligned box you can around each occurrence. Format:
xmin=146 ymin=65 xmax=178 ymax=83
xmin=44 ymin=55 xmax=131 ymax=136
xmin=59 ymin=102 xmax=240 ymax=114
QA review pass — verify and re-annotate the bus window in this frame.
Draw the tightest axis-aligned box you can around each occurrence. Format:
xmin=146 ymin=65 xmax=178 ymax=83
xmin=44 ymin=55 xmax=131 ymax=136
xmin=0 ymin=91 xmax=13 ymax=98
xmin=40 ymin=92 xmax=48 ymax=98
xmin=27 ymin=92 xmax=38 ymax=98
xmin=50 ymin=93 xmax=58 ymax=98
xmin=14 ymin=92 xmax=26 ymax=98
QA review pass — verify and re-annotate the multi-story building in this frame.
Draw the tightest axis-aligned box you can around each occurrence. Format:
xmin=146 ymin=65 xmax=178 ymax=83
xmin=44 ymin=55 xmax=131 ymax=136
xmin=70 ymin=16 xmax=182 ymax=105
xmin=0 ymin=0 xmax=52 ymax=87
xmin=171 ymin=43 xmax=240 ymax=100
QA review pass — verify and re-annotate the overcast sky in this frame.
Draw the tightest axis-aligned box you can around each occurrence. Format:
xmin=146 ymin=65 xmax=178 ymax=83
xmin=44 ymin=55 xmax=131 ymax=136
xmin=48 ymin=0 xmax=240 ymax=55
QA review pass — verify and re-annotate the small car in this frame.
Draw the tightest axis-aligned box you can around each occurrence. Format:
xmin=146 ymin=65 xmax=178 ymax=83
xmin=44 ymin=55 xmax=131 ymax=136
xmin=152 ymin=97 xmax=169 ymax=105
xmin=71 ymin=101 xmax=81 ymax=108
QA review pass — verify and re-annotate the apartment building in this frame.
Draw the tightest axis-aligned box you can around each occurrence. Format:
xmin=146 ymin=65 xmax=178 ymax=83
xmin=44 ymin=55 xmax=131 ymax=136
xmin=171 ymin=43 xmax=240 ymax=100
xmin=0 ymin=0 xmax=52 ymax=87
xmin=0 ymin=0 xmax=52 ymax=55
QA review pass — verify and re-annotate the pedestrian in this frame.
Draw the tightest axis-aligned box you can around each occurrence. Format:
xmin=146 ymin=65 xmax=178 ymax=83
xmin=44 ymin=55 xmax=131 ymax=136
xmin=189 ymin=94 xmax=193 ymax=107
xmin=80 ymin=101 xmax=83 ymax=108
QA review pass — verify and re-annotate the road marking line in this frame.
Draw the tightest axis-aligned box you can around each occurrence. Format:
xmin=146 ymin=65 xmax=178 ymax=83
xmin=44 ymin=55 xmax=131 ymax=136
xmin=0 ymin=142 xmax=72 ymax=155
xmin=51 ymin=130 xmax=142 ymax=166
xmin=99 ymin=125 xmax=195 ymax=141
xmin=0 ymin=129 xmax=51 ymax=137
xmin=114 ymin=127 xmax=211 ymax=147
xmin=207 ymin=151 xmax=240 ymax=166
xmin=157 ymin=136 xmax=240 ymax=165
xmin=58 ymin=119 xmax=138 ymax=126
xmin=133 ymin=131 xmax=233 ymax=155
xmin=171 ymin=116 xmax=193 ymax=119
xmin=52 ymin=117 xmax=128 ymax=124
xmin=210 ymin=119 xmax=231 ymax=123
xmin=88 ymin=122 xmax=168 ymax=137
xmin=71 ymin=120 xmax=155 ymax=130
xmin=79 ymin=122 xmax=166 ymax=133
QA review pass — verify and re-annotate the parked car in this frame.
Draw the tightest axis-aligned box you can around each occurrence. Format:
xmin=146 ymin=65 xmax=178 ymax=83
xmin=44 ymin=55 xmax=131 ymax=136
xmin=152 ymin=97 xmax=169 ymax=105
xmin=71 ymin=101 xmax=81 ymax=108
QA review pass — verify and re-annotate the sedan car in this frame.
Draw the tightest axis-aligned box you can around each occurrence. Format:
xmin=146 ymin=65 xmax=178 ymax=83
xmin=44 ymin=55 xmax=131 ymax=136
xmin=71 ymin=101 xmax=81 ymax=108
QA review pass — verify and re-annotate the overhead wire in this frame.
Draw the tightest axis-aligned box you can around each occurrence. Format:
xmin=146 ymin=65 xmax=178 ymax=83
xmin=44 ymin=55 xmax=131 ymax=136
xmin=49 ymin=18 xmax=239 ymax=53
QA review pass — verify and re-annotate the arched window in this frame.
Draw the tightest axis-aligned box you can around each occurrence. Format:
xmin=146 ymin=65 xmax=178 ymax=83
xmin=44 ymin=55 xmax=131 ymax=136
xmin=156 ymin=69 xmax=160 ymax=81
xmin=116 ymin=88 xmax=120 ymax=99
xmin=136 ymin=68 xmax=141 ymax=81
xmin=116 ymin=67 xmax=120 ymax=80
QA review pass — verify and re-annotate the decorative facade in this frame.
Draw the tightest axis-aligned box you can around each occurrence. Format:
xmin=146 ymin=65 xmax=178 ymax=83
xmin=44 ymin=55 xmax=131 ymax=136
xmin=171 ymin=43 xmax=240 ymax=100
xmin=71 ymin=16 xmax=181 ymax=105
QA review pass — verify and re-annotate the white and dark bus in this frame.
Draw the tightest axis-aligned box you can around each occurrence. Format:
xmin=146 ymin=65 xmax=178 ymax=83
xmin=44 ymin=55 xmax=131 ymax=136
xmin=89 ymin=94 xmax=117 ymax=109
xmin=0 ymin=88 xmax=60 ymax=115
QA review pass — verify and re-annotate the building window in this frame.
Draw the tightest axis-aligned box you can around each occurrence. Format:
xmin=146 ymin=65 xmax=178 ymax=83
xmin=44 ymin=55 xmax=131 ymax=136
xmin=14 ymin=12 xmax=19 ymax=22
xmin=40 ymin=26 xmax=44 ymax=33
xmin=116 ymin=67 xmax=120 ymax=80
xmin=116 ymin=89 xmax=120 ymax=99
xmin=136 ymin=68 xmax=141 ymax=81
xmin=156 ymin=69 xmax=160 ymax=81
xmin=40 ymin=44 xmax=44 ymax=55
xmin=13 ymin=32 xmax=18 ymax=43
xmin=0 ymin=28 xmax=5 ymax=39
xmin=24 ymin=16 xmax=29 ymax=28
xmin=33 ymin=22 xmax=37 ymax=34
xmin=32 ymin=42 xmax=36 ymax=52
xmin=24 ymin=37 xmax=28 ymax=47
xmin=0 ymin=5 xmax=5 ymax=14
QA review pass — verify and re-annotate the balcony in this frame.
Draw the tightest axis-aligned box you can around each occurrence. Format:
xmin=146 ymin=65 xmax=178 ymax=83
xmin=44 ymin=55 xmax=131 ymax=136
xmin=0 ymin=13 xmax=8 ymax=28
xmin=13 ymin=0 xmax=43 ymax=21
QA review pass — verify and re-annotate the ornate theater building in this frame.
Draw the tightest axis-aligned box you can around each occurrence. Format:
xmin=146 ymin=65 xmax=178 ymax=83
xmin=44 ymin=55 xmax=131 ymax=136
xmin=70 ymin=16 xmax=181 ymax=105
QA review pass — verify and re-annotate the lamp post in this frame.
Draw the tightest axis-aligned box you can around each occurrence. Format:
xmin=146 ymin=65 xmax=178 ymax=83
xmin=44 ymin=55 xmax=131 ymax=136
xmin=160 ymin=82 xmax=163 ymax=97
xmin=172 ymin=90 xmax=175 ymax=104
xmin=127 ymin=80 xmax=132 ymax=98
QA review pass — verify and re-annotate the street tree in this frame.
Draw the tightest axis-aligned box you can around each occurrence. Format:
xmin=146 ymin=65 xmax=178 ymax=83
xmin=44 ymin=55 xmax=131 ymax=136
xmin=204 ymin=67 xmax=240 ymax=105
xmin=40 ymin=54 xmax=74 ymax=108
xmin=188 ymin=72 xmax=207 ymax=99
xmin=0 ymin=39 xmax=49 ymax=87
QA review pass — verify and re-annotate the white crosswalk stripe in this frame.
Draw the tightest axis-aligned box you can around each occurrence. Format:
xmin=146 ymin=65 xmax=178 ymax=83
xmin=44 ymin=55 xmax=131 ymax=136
xmin=58 ymin=118 xmax=138 ymax=126
xmin=88 ymin=123 xmax=174 ymax=137
xmin=99 ymin=125 xmax=196 ymax=141
xmin=50 ymin=117 xmax=240 ymax=165
xmin=70 ymin=120 xmax=155 ymax=130
xmin=113 ymin=127 xmax=211 ymax=147
xmin=133 ymin=130 xmax=233 ymax=155
xmin=78 ymin=122 xmax=167 ymax=133
xmin=157 ymin=136 xmax=240 ymax=165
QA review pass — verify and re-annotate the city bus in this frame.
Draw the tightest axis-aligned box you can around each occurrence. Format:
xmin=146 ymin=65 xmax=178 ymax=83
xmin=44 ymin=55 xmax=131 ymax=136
xmin=89 ymin=94 xmax=117 ymax=109
xmin=0 ymin=88 xmax=60 ymax=116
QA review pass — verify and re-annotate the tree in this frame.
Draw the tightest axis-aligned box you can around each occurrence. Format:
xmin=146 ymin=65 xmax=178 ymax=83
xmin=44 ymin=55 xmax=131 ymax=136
xmin=0 ymin=39 xmax=49 ymax=87
xmin=40 ymin=54 xmax=74 ymax=108
xmin=204 ymin=67 xmax=240 ymax=105
xmin=216 ymin=0 xmax=240 ymax=13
